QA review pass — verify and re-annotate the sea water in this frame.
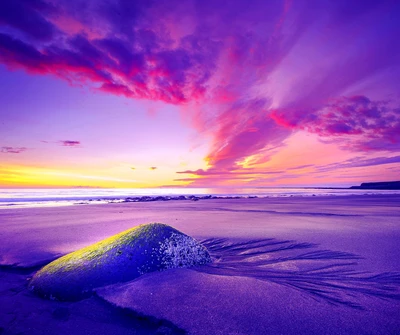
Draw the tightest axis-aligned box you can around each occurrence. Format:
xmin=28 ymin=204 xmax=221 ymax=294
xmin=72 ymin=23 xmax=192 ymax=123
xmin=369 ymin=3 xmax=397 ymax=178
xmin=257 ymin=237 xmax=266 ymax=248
xmin=1 ymin=187 xmax=399 ymax=209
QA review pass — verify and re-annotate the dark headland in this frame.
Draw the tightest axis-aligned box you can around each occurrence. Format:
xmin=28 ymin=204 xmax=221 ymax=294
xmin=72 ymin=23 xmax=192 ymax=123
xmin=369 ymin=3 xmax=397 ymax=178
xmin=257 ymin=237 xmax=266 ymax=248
xmin=350 ymin=181 xmax=400 ymax=190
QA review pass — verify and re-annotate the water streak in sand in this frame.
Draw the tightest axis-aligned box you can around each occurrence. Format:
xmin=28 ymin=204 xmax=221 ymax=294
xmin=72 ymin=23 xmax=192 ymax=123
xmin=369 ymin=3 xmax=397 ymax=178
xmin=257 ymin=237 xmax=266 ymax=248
xmin=3 ymin=236 xmax=400 ymax=310
xmin=198 ymin=238 xmax=400 ymax=309
xmin=205 ymin=207 xmax=362 ymax=217
xmin=2 ymin=234 xmax=400 ymax=320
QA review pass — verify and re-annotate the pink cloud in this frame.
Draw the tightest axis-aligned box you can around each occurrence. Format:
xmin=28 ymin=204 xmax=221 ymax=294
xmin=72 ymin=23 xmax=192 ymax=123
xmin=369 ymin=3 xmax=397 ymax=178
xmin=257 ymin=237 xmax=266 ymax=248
xmin=59 ymin=140 xmax=81 ymax=147
xmin=271 ymin=96 xmax=400 ymax=151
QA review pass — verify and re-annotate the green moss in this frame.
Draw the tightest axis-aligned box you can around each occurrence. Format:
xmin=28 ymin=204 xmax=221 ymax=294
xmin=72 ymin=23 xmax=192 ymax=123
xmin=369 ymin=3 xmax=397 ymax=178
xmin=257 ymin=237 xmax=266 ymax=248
xmin=39 ymin=223 xmax=165 ymax=275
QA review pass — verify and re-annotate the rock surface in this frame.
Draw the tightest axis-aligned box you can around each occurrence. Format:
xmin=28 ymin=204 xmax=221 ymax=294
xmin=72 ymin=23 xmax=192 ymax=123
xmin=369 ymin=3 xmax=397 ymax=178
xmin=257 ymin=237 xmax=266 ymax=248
xmin=29 ymin=223 xmax=211 ymax=301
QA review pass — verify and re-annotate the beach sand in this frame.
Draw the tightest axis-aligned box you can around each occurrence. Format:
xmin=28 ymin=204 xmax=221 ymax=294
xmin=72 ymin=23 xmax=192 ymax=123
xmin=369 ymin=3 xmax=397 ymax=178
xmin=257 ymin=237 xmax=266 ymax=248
xmin=1 ymin=195 xmax=399 ymax=334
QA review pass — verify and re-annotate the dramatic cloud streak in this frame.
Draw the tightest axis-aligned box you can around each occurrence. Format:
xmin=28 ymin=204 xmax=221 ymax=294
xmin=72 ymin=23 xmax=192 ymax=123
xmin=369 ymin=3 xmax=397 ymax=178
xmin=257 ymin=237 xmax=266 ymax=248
xmin=318 ymin=155 xmax=400 ymax=172
xmin=177 ymin=169 xmax=284 ymax=176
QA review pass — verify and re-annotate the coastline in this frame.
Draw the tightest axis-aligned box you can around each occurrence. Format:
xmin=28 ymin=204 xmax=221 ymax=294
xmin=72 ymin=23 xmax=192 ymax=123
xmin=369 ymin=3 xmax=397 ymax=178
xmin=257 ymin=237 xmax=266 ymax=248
xmin=1 ymin=188 xmax=400 ymax=209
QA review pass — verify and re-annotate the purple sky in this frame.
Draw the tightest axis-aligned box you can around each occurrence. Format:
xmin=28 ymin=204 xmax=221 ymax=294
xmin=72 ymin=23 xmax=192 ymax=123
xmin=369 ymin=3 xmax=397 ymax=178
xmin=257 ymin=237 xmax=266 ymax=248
xmin=0 ymin=0 xmax=399 ymax=188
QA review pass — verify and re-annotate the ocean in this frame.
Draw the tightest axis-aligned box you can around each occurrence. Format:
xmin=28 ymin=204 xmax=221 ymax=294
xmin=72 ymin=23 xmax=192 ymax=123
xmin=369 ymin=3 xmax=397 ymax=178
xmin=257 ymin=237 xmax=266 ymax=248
xmin=1 ymin=187 xmax=399 ymax=209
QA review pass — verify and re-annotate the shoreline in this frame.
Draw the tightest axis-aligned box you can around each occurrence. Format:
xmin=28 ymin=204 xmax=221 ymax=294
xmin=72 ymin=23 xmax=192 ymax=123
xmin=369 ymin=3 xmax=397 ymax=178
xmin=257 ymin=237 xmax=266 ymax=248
xmin=2 ymin=191 xmax=400 ymax=210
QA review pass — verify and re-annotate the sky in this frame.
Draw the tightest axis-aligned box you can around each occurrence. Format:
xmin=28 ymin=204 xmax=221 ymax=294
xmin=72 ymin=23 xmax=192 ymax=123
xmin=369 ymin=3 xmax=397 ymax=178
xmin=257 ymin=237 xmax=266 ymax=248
xmin=0 ymin=0 xmax=399 ymax=188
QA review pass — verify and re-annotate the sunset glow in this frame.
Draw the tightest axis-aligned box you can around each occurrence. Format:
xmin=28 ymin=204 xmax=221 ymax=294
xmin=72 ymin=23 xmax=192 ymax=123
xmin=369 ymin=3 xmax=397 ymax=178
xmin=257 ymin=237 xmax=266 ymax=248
xmin=1 ymin=0 xmax=399 ymax=188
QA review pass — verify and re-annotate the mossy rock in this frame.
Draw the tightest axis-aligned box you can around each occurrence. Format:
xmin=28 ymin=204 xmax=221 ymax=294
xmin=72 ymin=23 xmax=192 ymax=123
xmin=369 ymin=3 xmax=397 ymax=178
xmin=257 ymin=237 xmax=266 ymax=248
xmin=29 ymin=223 xmax=212 ymax=301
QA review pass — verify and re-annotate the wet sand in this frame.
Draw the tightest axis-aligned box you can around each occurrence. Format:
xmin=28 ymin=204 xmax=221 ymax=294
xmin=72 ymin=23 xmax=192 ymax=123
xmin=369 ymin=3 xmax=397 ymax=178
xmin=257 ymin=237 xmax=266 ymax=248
xmin=1 ymin=195 xmax=400 ymax=334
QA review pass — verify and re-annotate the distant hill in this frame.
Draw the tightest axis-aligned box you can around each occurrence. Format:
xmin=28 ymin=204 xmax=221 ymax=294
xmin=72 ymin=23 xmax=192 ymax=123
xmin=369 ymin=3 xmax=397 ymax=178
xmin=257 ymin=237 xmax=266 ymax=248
xmin=349 ymin=181 xmax=400 ymax=190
